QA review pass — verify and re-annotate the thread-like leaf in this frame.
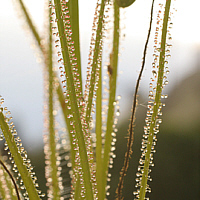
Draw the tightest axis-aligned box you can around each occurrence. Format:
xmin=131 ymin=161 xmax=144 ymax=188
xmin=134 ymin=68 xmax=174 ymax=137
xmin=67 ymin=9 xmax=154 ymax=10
xmin=0 ymin=111 xmax=41 ymax=199
xmin=0 ymin=159 xmax=20 ymax=200
xmin=68 ymin=0 xmax=83 ymax=93
xmin=101 ymin=2 xmax=120 ymax=199
xmin=96 ymin=55 xmax=103 ymax=199
xmin=15 ymin=1 xmax=78 ymax=196
xmin=16 ymin=0 xmax=43 ymax=52
xmin=84 ymin=0 xmax=106 ymax=127
xmin=53 ymin=0 xmax=95 ymax=198
xmin=44 ymin=5 xmax=60 ymax=199
xmin=16 ymin=1 xmax=70 ymax=133
xmin=137 ymin=0 xmax=171 ymax=199
xmin=116 ymin=0 xmax=155 ymax=198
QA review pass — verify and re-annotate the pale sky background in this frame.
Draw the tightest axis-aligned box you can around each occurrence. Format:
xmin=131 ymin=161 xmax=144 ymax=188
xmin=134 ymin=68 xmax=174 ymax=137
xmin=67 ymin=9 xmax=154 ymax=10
xmin=0 ymin=0 xmax=200 ymax=150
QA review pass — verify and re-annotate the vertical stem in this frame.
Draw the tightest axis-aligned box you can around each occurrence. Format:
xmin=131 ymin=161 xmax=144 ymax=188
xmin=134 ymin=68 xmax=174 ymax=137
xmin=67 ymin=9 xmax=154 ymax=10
xmin=117 ymin=0 xmax=155 ymax=198
xmin=48 ymin=5 xmax=60 ymax=200
xmin=138 ymin=0 xmax=171 ymax=199
xmin=54 ymin=1 xmax=94 ymax=198
xmin=96 ymin=64 xmax=103 ymax=199
xmin=17 ymin=0 xmax=42 ymax=51
xmin=101 ymin=2 xmax=120 ymax=199
xmin=56 ymin=85 xmax=76 ymax=169
xmin=85 ymin=0 xmax=106 ymax=126
xmin=68 ymin=0 xmax=83 ymax=93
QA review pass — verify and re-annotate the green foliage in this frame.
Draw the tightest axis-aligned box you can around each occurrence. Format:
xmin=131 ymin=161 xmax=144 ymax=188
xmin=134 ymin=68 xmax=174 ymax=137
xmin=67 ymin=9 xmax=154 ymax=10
xmin=0 ymin=0 xmax=174 ymax=199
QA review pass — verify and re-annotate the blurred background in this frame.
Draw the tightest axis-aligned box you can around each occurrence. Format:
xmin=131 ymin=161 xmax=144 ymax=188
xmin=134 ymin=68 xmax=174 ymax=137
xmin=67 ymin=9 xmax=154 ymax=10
xmin=0 ymin=0 xmax=199 ymax=199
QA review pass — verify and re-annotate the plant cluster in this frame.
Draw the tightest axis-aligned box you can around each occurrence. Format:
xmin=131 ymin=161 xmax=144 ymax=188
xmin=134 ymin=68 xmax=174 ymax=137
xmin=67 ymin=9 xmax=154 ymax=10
xmin=0 ymin=0 xmax=174 ymax=199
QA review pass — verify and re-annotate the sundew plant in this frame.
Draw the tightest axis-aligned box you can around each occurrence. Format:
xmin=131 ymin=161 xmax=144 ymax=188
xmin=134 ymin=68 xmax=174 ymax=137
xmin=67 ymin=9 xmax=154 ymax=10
xmin=0 ymin=0 xmax=175 ymax=199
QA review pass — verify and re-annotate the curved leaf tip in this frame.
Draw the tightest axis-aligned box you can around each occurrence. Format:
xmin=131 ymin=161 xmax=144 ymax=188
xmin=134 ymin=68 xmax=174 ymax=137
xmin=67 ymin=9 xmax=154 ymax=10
xmin=116 ymin=0 xmax=136 ymax=8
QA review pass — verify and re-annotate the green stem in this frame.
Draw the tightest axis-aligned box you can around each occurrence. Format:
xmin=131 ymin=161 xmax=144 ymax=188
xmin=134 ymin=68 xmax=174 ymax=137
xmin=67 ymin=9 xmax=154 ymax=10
xmin=48 ymin=6 xmax=60 ymax=199
xmin=54 ymin=1 xmax=94 ymax=199
xmin=0 ymin=112 xmax=40 ymax=200
xmin=96 ymin=62 xmax=102 ymax=199
xmin=101 ymin=2 xmax=120 ymax=199
xmin=85 ymin=0 xmax=106 ymax=126
xmin=56 ymin=85 xmax=76 ymax=170
xmin=57 ymin=84 xmax=82 ymax=199
xmin=74 ymin=176 xmax=81 ymax=200
xmin=138 ymin=0 xmax=171 ymax=199
xmin=68 ymin=0 xmax=83 ymax=93
xmin=14 ymin=0 xmax=81 ymax=196
xmin=16 ymin=2 xmax=77 ymax=170
xmin=17 ymin=0 xmax=42 ymax=52
xmin=62 ymin=6 xmax=84 ymax=196
xmin=117 ymin=0 xmax=155 ymax=198
xmin=18 ymin=0 xmax=77 ymax=171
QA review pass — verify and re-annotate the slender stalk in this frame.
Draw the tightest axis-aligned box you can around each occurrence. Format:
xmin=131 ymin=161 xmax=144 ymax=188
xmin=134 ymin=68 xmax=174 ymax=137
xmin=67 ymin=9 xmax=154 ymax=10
xmin=56 ymin=83 xmax=82 ymax=198
xmin=52 ymin=4 xmax=83 ymax=196
xmin=54 ymin=1 xmax=83 ymax=191
xmin=54 ymin=0 xmax=94 ymax=198
xmin=17 ymin=0 xmax=43 ymax=52
xmin=116 ymin=0 xmax=155 ymax=198
xmin=16 ymin=0 xmax=79 ymax=194
xmin=0 ymin=159 xmax=20 ymax=200
xmin=48 ymin=6 xmax=60 ymax=199
xmin=138 ymin=1 xmax=171 ymax=199
xmin=0 ymin=112 xmax=40 ymax=200
xmin=74 ymin=177 xmax=81 ymax=200
xmin=16 ymin=1 xmax=70 ymax=132
xmin=96 ymin=62 xmax=103 ymax=199
xmin=68 ymin=0 xmax=83 ymax=93
xmin=56 ymin=84 xmax=76 ymax=169
xmin=101 ymin=2 xmax=120 ymax=199
xmin=85 ymin=0 xmax=106 ymax=126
